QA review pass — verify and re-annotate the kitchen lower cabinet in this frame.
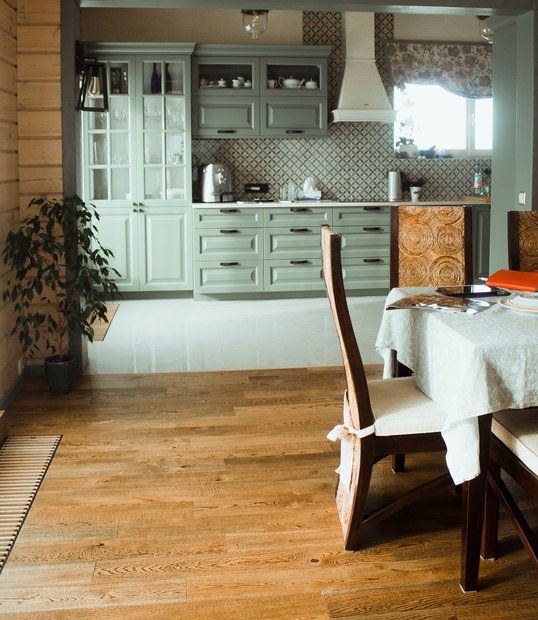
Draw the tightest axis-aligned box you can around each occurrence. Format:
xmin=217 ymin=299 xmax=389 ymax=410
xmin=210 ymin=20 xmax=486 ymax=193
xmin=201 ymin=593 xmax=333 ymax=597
xmin=92 ymin=208 xmax=139 ymax=292
xmin=95 ymin=207 xmax=192 ymax=292
xmin=264 ymin=258 xmax=324 ymax=292
xmin=195 ymin=260 xmax=263 ymax=293
xmin=193 ymin=204 xmax=390 ymax=295
xmin=139 ymin=208 xmax=192 ymax=291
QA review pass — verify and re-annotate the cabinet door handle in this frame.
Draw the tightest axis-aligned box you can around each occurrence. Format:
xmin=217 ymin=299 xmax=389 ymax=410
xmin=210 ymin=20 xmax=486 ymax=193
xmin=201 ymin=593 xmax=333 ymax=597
xmin=219 ymin=261 xmax=239 ymax=266
xmin=286 ymin=130 xmax=303 ymax=134
xmin=217 ymin=130 xmax=236 ymax=134
xmin=290 ymin=260 xmax=310 ymax=265
xmin=220 ymin=208 xmax=239 ymax=213
xmin=362 ymin=226 xmax=383 ymax=232
xmin=364 ymin=206 xmax=381 ymax=211
xmin=139 ymin=208 xmax=144 ymax=213
xmin=363 ymin=258 xmax=383 ymax=263
xmin=290 ymin=228 xmax=311 ymax=233
xmin=290 ymin=207 xmax=311 ymax=213
xmin=132 ymin=208 xmax=138 ymax=212
xmin=219 ymin=229 xmax=240 ymax=234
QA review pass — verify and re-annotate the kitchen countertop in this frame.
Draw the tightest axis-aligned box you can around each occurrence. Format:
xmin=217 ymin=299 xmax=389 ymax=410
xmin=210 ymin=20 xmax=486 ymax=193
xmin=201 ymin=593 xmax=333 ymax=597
xmin=192 ymin=200 xmax=490 ymax=209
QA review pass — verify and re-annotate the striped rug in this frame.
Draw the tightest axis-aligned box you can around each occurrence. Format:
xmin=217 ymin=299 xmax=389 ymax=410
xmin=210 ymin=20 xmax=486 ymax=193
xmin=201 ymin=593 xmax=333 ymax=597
xmin=0 ymin=435 xmax=62 ymax=574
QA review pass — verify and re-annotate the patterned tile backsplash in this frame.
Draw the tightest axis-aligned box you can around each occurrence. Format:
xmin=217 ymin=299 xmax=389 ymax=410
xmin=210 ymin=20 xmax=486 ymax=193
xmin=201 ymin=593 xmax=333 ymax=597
xmin=192 ymin=11 xmax=490 ymax=203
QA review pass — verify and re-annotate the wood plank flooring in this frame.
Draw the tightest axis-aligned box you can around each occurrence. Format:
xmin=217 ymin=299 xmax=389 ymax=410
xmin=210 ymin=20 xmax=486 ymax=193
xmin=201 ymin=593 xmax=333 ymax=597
xmin=0 ymin=367 xmax=536 ymax=618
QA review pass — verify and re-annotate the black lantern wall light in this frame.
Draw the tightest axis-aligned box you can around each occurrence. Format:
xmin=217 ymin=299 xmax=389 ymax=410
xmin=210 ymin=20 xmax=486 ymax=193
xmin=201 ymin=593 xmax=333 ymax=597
xmin=76 ymin=42 xmax=109 ymax=112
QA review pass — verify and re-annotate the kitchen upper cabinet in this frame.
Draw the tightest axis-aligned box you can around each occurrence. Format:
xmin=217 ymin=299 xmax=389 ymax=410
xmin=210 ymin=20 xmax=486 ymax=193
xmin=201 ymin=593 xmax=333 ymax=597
xmin=80 ymin=44 xmax=195 ymax=292
xmin=192 ymin=45 xmax=331 ymax=138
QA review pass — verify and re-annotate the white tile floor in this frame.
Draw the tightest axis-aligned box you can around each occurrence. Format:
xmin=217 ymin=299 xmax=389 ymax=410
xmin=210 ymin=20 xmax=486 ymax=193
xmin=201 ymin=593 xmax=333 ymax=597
xmin=87 ymin=296 xmax=386 ymax=374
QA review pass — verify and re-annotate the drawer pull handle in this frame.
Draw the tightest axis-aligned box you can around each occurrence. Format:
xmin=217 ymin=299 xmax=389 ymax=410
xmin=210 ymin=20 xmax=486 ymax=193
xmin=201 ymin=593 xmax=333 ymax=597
xmin=290 ymin=228 xmax=311 ymax=233
xmin=363 ymin=226 xmax=384 ymax=232
xmin=286 ymin=130 xmax=303 ymax=134
xmin=290 ymin=207 xmax=311 ymax=213
xmin=217 ymin=130 xmax=236 ymax=134
xmin=219 ymin=261 xmax=239 ymax=266
xmin=219 ymin=208 xmax=239 ymax=213
xmin=290 ymin=260 xmax=310 ymax=265
xmin=220 ymin=229 xmax=240 ymax=234
xmin=364 ymin=206 xmax=381 ymax=211
xmin=363 ymin=258 xmax=383 ymax=263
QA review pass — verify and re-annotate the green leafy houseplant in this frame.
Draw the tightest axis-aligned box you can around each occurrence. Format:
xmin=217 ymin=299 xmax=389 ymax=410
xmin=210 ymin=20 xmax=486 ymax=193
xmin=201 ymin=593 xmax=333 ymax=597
xmin=2 ymin=195 xmax=119 ymax=392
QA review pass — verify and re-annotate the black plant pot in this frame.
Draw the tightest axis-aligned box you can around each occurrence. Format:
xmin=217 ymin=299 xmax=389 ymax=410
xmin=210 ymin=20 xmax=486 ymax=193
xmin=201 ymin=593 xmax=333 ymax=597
xmin=44 ymin=355 xmax=75 ymax=394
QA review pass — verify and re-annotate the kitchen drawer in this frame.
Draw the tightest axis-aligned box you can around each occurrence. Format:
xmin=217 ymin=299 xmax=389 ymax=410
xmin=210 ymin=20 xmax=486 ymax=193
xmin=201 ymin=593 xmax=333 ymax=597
xmin=264 ymin=206 xmax=331 ymax=227
xmin=194 ymin=260 xmax=263 ymax=293
xmin=264 ymin=258 xmax=325 ymax=292
xmin=335 ymin=227 xmax=390 ymax=258
xmin=342 ymin=258 xmax=390 ymax=289
xmin=194 ymin=228 xmax=262 ymax=260
xmin=194 ymin=207 xmax=262 ymax=229
xmin=264 ymin=227 xmax=321 ymax=260
xmin=334 ymin=206 xmax=390 ymax=227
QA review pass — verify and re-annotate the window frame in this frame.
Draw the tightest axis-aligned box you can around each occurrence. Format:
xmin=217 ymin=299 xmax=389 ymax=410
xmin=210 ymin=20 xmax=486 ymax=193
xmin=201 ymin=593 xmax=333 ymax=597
xmin=394 ymin=85 xmax=492 ymax=159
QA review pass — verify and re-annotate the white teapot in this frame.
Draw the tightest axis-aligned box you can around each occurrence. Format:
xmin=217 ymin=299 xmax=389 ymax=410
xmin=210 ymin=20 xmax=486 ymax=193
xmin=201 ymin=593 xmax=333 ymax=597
xmin=278 ymin=76 xmax=304 ymax=89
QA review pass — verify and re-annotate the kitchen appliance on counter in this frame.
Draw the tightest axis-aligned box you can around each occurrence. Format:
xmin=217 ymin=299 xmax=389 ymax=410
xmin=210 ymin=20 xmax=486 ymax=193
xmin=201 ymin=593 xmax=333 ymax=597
xmin=387 ymin=170 xmax=402 ymax=202
xmin=201 ymin=162 xmax=234 ymax=202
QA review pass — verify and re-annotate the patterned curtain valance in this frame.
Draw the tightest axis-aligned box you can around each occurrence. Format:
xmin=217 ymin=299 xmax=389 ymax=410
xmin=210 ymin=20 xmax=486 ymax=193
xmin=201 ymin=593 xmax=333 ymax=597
xmin=386 ymin=41 xmax=492 ymax=99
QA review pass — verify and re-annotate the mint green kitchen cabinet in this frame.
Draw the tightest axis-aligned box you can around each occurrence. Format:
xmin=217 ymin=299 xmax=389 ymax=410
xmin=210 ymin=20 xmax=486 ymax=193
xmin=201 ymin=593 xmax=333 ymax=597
xmin=194 ymin=207 xmax=262 ymax=229
xmin=193 ymin=96 xmax=259 ymax=137
xmin=341 ymin=259 xmax=390 ymax=289
xmin=334 ymin=226 xmax=390 ymax=258
xmin=195 ymin=228 xmax=262 ymax=260
xmin=261 ymin=97 xmax=326 ymax=136
xmin=263 ymin=206 xmax=332 ymax=227
xmin=94 ymin=206 xmax=193 ymax=292
xmin=80 ymin=44 xmax=195 ymax=292
xmin=192 ymin=45 xmax=331 ymax=138
xmin=334 ymin=205 xmax=390 ymax=226
xmin=195 ymin=260 xmax=263 ymax=293
xmin=264 ymin=227 xmax=322 ymax=260
xmin=264 ymin=259 xmax=325 ymax=292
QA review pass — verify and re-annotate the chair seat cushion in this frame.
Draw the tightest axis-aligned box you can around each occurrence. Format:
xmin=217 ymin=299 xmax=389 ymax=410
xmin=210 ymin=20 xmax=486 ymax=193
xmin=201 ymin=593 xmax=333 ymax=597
xmin=369 ymin=377 xmax=448 ymax=436
xmin=492 ymin=409 xmax=538 ymax=475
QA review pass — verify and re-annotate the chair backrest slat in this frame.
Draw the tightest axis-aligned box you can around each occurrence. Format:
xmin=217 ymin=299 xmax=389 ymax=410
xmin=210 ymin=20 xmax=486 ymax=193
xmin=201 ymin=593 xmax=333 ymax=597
xmin=508 ymin=210 xmax=538 ymax=272
xmin=390 ymin=205 xmax=473 ymax=288
xmin=321 ymin=226 xmax=374 ymax=431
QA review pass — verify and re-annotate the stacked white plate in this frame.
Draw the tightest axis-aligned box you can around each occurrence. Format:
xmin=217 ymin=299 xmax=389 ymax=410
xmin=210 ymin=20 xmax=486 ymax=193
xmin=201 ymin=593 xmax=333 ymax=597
xmin=498 ymin=292 xmax=538 ymax=315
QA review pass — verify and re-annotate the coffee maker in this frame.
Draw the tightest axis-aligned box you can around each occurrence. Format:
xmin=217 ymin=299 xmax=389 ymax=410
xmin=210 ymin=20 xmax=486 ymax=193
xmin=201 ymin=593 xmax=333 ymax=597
xmin=201 ymin=162 xmax=234 ymax=202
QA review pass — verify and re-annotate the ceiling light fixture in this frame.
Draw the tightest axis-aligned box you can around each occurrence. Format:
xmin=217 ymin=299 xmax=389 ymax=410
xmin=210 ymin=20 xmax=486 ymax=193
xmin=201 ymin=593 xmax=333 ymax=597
xmin=477 ymin=16 xmax=494 ymax=44
xmin=241 ymin=9 xmax=269 ymax=39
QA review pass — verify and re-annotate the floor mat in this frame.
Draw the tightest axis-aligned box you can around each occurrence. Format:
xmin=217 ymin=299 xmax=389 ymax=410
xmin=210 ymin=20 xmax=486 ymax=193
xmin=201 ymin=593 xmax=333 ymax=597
xmin=0 ymin=435 xmax=62 ymax=574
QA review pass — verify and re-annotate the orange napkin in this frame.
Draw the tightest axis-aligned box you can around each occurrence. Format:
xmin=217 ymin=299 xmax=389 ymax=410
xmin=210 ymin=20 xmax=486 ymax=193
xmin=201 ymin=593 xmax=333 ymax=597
xmin=486 ymin=269 xmax=538 ymax=292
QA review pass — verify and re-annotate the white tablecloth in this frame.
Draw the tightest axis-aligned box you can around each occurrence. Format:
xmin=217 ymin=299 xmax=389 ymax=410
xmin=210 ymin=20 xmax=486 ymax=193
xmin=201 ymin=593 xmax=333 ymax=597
xmin=375 ymin=287 xmax=538 ymax=484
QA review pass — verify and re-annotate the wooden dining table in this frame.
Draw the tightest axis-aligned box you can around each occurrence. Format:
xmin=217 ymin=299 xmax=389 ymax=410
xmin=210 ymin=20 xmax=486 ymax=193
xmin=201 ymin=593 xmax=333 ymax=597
xmin=375 ymin=287 xmax=538 ymax=591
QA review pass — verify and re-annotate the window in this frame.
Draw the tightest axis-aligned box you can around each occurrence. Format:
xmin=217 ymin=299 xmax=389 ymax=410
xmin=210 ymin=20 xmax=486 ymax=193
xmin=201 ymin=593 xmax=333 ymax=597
xmin=394 ymin=84 xmax=492 ymax=157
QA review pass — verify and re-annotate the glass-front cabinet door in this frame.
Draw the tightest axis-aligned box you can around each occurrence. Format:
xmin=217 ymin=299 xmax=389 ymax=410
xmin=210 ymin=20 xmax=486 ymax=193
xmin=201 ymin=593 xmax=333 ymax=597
xmin=137 ymin=57 xmax=189 ymax=205
xmin=83 ymin=58 xmax=135 ymax=207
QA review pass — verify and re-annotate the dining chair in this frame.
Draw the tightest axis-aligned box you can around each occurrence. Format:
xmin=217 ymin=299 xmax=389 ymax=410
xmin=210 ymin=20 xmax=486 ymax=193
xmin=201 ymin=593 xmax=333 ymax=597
xmin=390 ymin=205 xmax=473 ymax=288
xmin=321 ymin=225 xmax=451 ymax=551
xmin=482 ymin=409 xmax=538 ymax=570
xmin=507 ymin=210 xmax=538 ymax=272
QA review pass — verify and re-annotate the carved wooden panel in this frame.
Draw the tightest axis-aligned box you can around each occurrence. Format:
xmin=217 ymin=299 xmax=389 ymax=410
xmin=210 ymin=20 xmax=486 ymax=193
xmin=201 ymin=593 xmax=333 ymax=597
xmin=517 ymin=211 xmax=538 ymax=272
xmin=395 ymin=206 xmax=469 ymax=287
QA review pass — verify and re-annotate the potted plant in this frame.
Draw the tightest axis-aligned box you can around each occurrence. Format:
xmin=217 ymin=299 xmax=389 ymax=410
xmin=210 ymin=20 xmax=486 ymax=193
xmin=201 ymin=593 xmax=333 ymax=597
xmin=2 ymin=195 xmax=119 ymax=393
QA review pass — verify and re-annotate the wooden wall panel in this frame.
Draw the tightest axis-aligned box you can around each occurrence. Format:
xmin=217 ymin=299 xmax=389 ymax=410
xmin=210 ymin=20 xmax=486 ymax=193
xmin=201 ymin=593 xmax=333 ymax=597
xmin=0 ymin=0 xmax=20 ymax=403
xmin=14 ymin=0 xmax=63 ymax=373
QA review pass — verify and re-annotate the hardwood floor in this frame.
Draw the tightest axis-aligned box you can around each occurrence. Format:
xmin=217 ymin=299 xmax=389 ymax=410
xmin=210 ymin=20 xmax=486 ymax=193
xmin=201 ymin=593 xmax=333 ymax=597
xmin=1 ymin=367 xmax=536 ymax=618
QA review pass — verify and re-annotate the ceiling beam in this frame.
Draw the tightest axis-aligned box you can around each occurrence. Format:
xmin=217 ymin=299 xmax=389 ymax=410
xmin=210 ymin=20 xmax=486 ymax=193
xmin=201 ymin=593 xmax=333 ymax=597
xmin=78 ymin=1 xmax=534 ymax=17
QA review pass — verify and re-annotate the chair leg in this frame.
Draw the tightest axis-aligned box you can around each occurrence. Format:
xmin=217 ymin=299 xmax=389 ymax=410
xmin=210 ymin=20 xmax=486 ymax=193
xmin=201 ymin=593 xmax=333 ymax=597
xmin=343 ymin=438 xmax=375 ymax=551
xmin=481 ymin=465 xmax=500 ymax=560
xmin=392 ymin=454 xmax=406 ymax=473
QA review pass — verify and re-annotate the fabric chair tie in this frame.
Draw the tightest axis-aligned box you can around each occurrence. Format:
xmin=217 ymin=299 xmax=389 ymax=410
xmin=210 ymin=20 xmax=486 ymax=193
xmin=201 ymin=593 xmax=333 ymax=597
xmin=327 ymin=391 xmax=375 ymax=489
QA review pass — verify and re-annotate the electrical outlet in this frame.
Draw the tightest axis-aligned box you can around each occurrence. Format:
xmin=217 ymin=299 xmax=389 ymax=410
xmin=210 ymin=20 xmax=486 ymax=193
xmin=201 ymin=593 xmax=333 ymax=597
xmin=518 ymin=191 xmax=526 ymax=206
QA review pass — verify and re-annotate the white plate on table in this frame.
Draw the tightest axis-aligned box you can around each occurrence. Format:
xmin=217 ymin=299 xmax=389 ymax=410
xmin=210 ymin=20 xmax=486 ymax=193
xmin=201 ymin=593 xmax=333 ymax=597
xmin=498 ymin=294 xmax=538 ymax=315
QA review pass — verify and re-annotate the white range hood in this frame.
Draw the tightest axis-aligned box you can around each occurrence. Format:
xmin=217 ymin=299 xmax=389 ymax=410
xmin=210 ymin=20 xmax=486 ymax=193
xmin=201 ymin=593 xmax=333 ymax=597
xmin=333 ymin=12 xmax=394 ymax=123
